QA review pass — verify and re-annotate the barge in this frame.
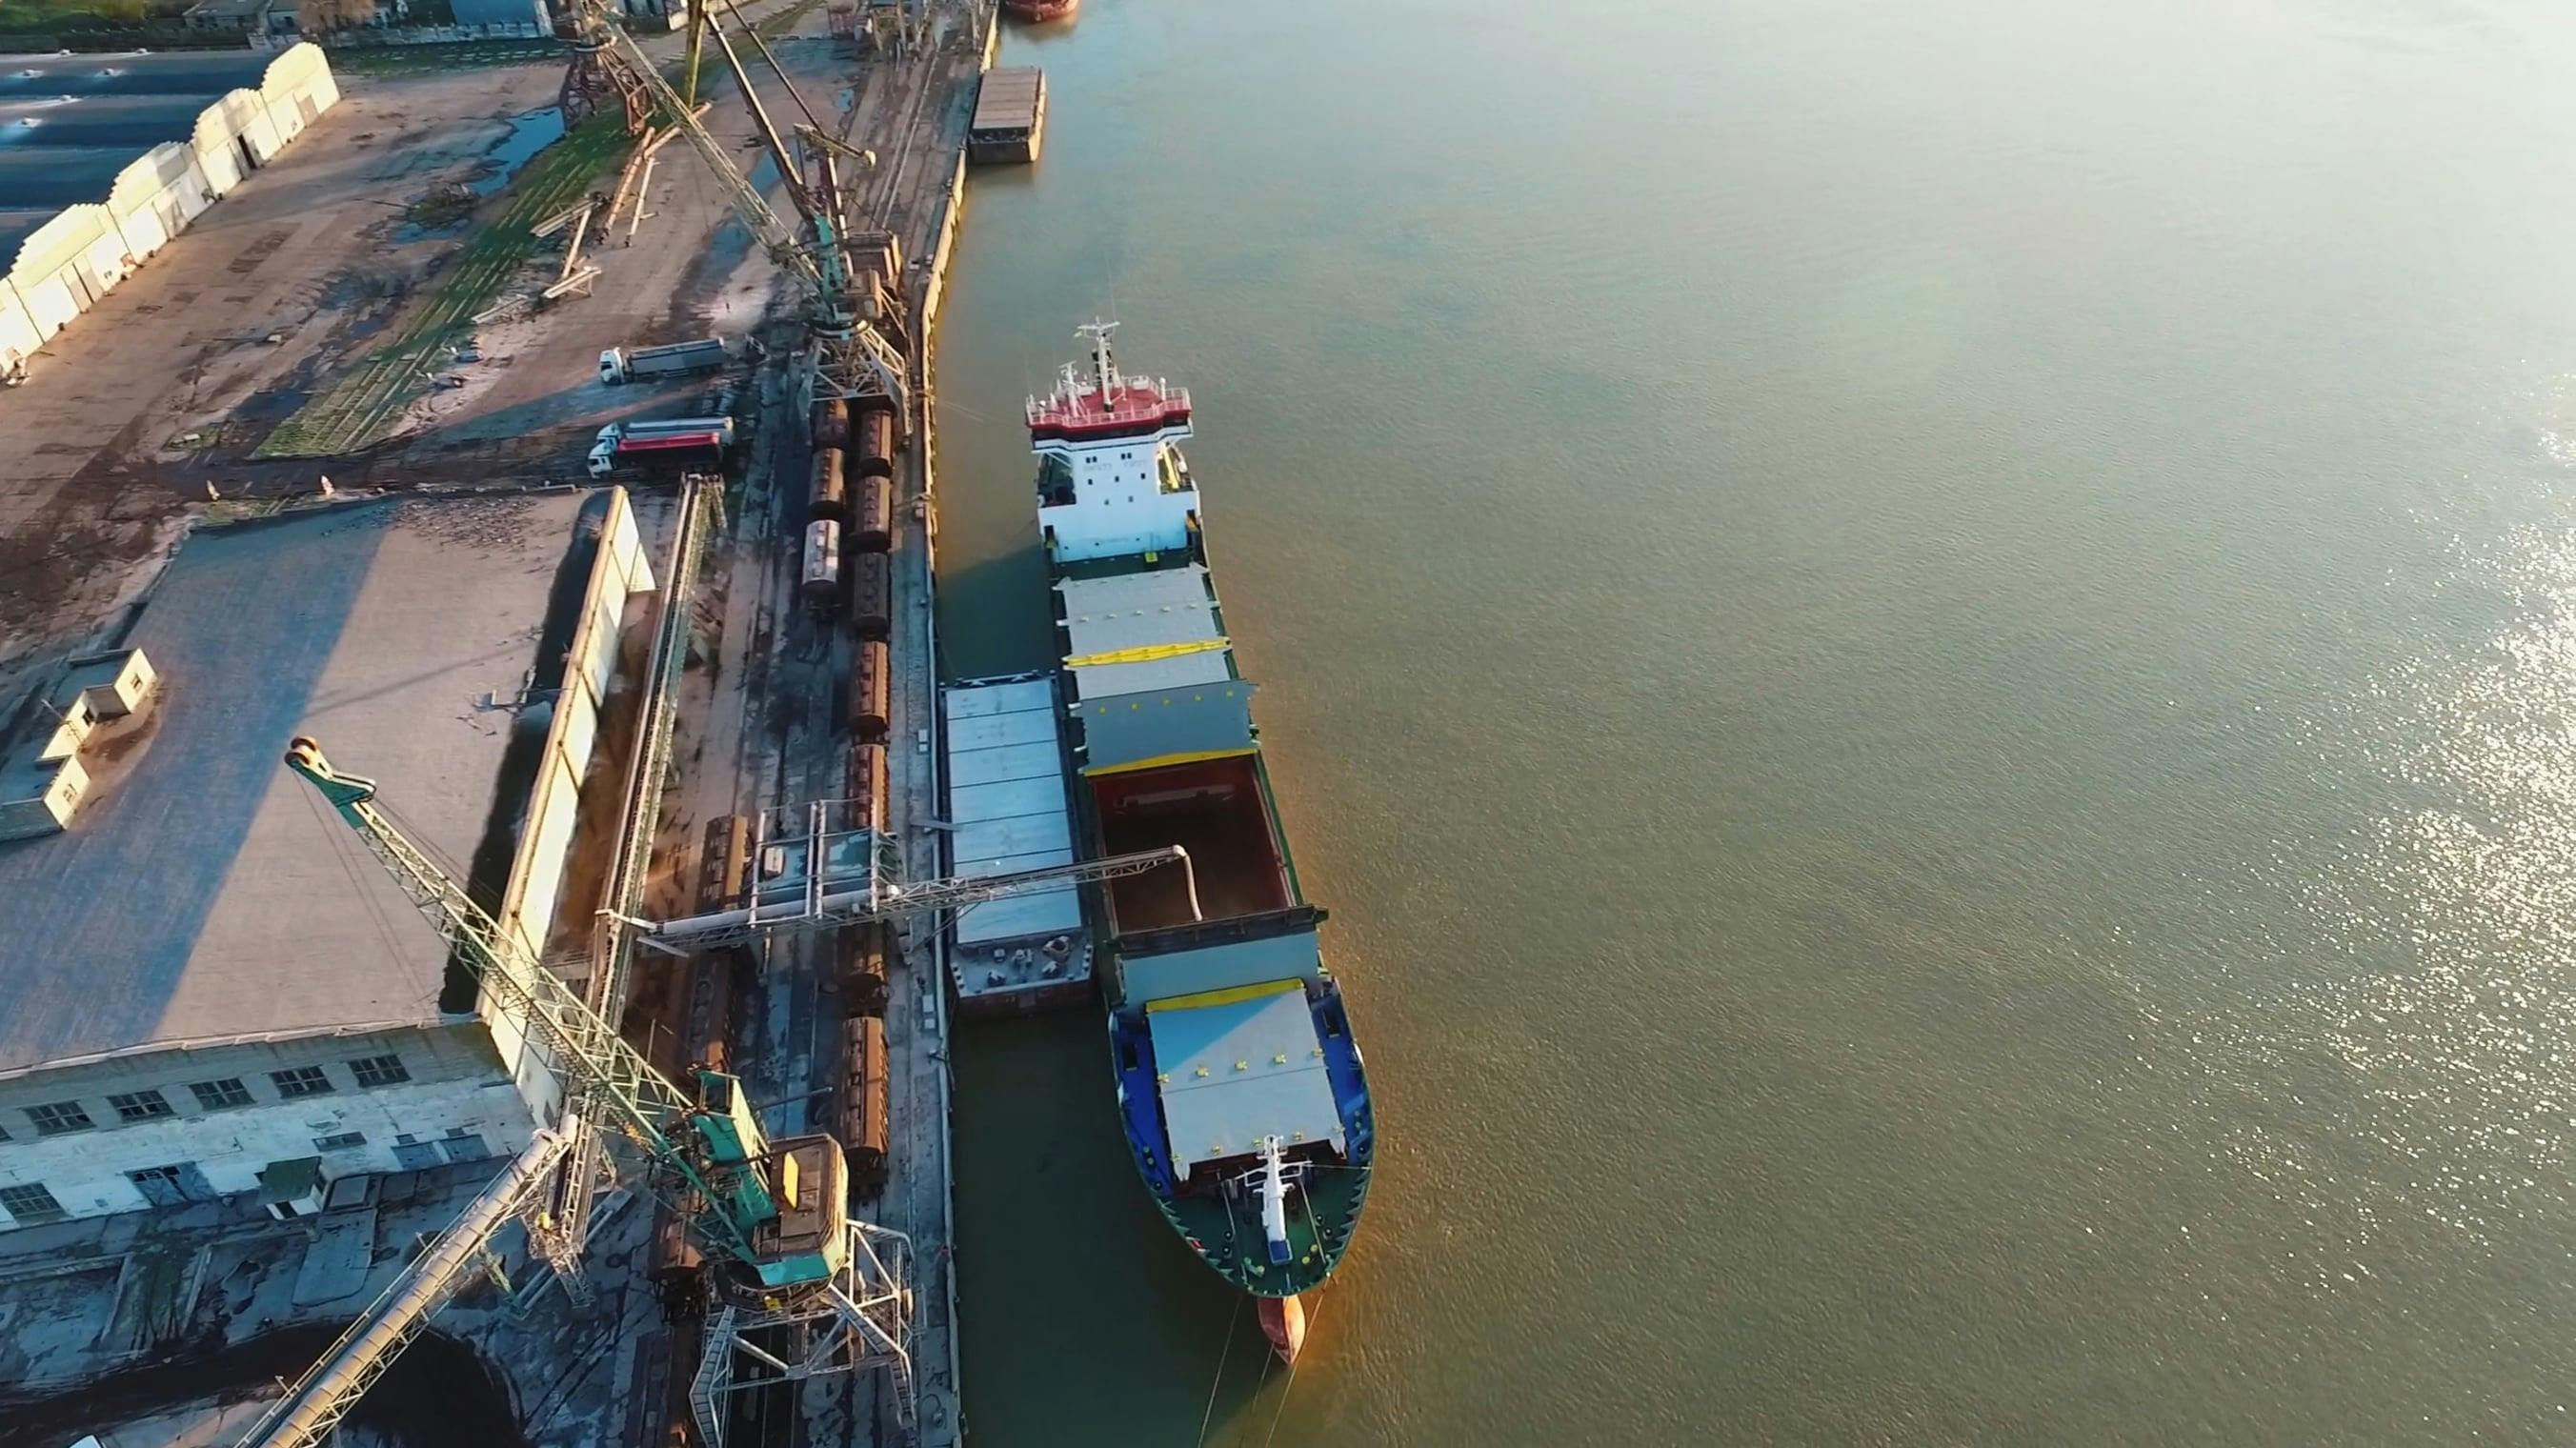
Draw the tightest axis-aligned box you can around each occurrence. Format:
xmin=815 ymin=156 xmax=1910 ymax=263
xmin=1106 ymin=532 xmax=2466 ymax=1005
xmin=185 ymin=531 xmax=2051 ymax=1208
xmin=968 ymin=67 xmax=1045 ymax=166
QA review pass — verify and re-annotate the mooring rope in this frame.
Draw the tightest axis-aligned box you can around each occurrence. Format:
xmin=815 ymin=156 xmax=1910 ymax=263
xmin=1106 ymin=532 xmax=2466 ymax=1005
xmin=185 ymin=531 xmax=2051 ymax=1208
xmin=1195 ymin=1291 xmax=1243 ymax=1448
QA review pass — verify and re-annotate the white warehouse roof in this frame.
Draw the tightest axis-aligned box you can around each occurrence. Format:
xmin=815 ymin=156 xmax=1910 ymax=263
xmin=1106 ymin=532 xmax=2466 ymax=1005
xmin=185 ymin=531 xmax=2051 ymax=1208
xmin=0 ymin=492 xmax=614 ymax=1076
xmin=0 ymin=44 xmax=339 ymax=383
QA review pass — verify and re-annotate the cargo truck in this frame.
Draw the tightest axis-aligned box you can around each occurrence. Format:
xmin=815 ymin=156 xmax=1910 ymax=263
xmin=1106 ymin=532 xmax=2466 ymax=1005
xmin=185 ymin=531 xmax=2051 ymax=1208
xmin=598 ymin=337 xmax=732 ymax=386
xmin=585 ymin=417 xmax=737 ymax=477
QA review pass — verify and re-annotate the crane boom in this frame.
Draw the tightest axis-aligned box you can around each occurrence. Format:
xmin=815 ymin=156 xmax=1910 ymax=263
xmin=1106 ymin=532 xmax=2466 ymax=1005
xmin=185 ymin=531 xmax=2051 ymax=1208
xmin=264 ymin=737 xmax=959 ymax=1448
xmin=240 ymin=1123 xmax=575 ymax=1448
xmin=596 ymin=10 xmax=909 ymax=409
xmin=284 ymin=737 xmax=762 ymax=1266
xmin=602 ymin=25 xmax=815 ymax=291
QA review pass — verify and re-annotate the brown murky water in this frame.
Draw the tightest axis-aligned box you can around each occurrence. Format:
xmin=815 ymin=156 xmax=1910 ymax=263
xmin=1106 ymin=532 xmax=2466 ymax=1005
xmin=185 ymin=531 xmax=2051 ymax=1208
xmin=937 ymin=2 xmax=2576 ymax=1441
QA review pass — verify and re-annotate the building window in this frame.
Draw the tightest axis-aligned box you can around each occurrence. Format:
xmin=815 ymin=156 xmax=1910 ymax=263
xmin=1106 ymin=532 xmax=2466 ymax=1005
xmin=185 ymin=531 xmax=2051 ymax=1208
xmin=190 ymin=1078 xmax=253 ymax=1111
xmin=313 ymin=1132 xmax=367 ymax=1152
xmin=270 ymin=1066 xmax=333 ymax=1099
xmin=0 ymin=1183 xmax=65 ymax=1225
xmin=108 ymin=1090 xmax=175 ymax=1123
xmin=348 ymin=1055 xmax=410 ymax=1088
xmin=26 ymin=1101 xmax=93 ymax=1136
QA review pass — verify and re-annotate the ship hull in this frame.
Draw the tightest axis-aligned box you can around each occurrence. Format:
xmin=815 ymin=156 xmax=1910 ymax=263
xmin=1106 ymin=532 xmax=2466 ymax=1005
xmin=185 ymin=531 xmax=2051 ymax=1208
xmin=1259 ymin=1296 xmax=1306 ymax=1364
xmin=1024 ymin=326 xmax=1373 ymax=1337
xmin=1106 ymin=975 xmax=1374 ymax=1297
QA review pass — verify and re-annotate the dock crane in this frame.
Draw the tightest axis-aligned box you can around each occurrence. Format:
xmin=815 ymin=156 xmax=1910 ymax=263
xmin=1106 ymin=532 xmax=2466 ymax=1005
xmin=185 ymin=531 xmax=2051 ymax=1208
xmin=242 ymin=737 xmax=1195 ymax=1448
xmin=560 ymin=0 xmax=912 ymax=414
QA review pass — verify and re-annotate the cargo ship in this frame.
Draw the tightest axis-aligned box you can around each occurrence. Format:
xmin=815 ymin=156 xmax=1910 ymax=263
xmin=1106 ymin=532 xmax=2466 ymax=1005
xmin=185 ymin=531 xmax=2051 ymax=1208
xmin=1027 ymin=323 xmax=1373 ymax=1363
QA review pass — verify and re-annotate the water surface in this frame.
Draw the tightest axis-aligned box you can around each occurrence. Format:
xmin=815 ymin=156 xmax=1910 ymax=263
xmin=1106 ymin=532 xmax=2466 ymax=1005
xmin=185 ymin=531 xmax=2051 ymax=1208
xmin=938 ymin=2 xmax=2576 ymax=1440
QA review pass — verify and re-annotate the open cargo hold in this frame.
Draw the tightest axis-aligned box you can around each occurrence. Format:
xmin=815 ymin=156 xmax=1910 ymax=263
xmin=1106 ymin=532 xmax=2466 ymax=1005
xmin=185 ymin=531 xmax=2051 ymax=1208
xmin=1091 ymin=754 xmax=1293 ymax=935
xmin=852 ymin=475 xmax=893 ymax=553
xmin=849 ymin=740 xmax=890 ymax=832
xmin=856 ymin=410 xmax=896 ymax=478
xmin=801 ymin=520 xmax=841 ymax=611
xmin=811 ymin=446 xmax=848 ymax=522
xmin=849 ymin=639 xmax=891 ymax=742
xmin=849 ymin=550 xmax=891 ymax=641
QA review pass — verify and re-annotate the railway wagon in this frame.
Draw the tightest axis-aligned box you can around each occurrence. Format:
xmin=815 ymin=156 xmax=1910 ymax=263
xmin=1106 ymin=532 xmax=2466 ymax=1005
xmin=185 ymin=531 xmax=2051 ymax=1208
xmin=851 ymin=475 xmax=893 ymax=553
xmin=850 ymin=639 xmax=891 ymax=743
xmin=835 ymin=921 xmax=891 ymax=1016
xmin=849 ymin=551 xmax=891 ymax=641
xmin=848 ymin=740 xmax=889 ymax=832
xmin=811 ymin=446 xmax=848 ymax=523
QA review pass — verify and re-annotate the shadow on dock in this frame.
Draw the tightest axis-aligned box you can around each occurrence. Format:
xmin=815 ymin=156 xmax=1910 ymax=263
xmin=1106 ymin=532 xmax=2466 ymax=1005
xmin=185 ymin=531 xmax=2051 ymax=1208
xmin=0 ymin=1324 xmax=527 ymax=1448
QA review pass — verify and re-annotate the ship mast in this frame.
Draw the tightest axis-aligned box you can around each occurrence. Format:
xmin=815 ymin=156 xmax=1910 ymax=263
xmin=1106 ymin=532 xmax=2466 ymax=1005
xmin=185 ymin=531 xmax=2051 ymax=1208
xmin=1253 ymin=1136 xmax=1294 ymax=1266
xmin=1077 ymin=319 xmax=1120 ymax=396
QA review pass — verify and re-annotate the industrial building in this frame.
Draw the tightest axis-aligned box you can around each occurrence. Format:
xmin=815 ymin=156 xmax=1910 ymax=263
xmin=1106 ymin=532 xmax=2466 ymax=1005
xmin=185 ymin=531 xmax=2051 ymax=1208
xmin=0 ymin=489 xmax=659 ymax=1229
xmin=0 ymin=44 xmax=340 ymax=383
xmin=0 ymin=648 xmax=162 ymax=841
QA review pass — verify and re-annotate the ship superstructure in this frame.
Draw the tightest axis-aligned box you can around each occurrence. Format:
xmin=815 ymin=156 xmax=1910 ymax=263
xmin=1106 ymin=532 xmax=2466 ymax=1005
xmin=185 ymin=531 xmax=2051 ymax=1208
xmin=1029 ymin=324 xmax=1374 ymax=1362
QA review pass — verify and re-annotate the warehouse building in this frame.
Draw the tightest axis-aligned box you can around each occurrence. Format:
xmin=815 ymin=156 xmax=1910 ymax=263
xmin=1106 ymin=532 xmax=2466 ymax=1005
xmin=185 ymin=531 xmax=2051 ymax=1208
xmin=0 ymin=489 xmax=660 ymax=1229
xmin=0 ymin=45 xmax=339 ymax=383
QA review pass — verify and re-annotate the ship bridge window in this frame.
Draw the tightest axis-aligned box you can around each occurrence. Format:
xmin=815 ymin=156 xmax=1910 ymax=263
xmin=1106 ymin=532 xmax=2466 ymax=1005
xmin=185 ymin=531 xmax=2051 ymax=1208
xmin=1039 ymin=456 xmax=1075 ymax=506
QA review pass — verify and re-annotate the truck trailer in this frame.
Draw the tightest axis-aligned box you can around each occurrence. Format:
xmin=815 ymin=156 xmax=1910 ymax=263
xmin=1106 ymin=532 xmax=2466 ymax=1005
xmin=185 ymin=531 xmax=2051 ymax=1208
xmin=586 ymin=416 xmax=738 ymax=477
xmin=599 ymin=337 xmax=732 ymax=386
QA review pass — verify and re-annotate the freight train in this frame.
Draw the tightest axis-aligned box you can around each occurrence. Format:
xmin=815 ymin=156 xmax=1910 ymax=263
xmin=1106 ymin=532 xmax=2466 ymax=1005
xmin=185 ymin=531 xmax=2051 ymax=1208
xmin=644 ymin=815 xmax=756 ymax=1318
xmin=804 ymin=389 xmax=899 ymax=613
xmin=793 ymin=380 xmax=913 ymax=1205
